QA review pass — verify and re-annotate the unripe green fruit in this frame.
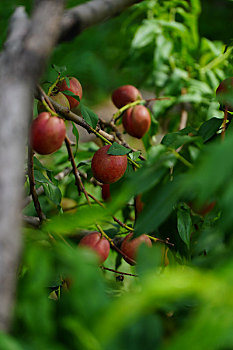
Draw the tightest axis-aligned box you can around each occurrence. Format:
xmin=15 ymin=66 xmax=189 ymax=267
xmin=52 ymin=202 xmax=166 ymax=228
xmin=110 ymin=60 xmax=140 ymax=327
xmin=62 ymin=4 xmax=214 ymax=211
xmin=112 ymin=85 xmax=142 ymax=109
xmin=91 ymin=145 xmax=128 ymax=184
xmin=121 ymin=233 xmax=152 ymax=265
xmin=61 ymin=198 xmax=77 ymax=213
xmin=122 ymin=105 xmax=151 ymax=139
xmin=79 ymin=232 xmax=110 ymax=263
xmin=57 ymin=77 xmax=82 ymax=109
xmin=30 ymin=112 xmax=66 ymax=155
xmin=37 ymin=92 xmax=70 ymax=113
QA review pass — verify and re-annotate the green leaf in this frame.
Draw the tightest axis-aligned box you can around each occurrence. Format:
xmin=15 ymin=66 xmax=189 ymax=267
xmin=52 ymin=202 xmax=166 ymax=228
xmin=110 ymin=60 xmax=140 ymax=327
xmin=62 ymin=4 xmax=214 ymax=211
xmin=42 ymin=183 xmax=62 ymax=206
xmin=51 ymin=64 xmax=67 ymax=73
xmin=72 ymin=122 xmax=79 ymax=156
xmin=62 ymin=90 xmax=81 ymax=102
xmin=65 ymin=76 xmax=70 ymax=88
xmin=177 ymin=207 xmax=192 ymax=248
xmin=80 ymin=104 xmax=99 ymax=128
xmin=197 ymin=117 xmax=223 ymax=143
xmin=162 ymin=132 xmax=201 ymax=149
xmin=107 ymin=142 xmax=131 ymax=156
xmin=44 ymin=206 xmax=110 ymax=234
xmin=34 ymin=170 xmax=51 ymax=184
xmin=33 ymin=157 xmax=50 ymax=172
xmin=132 ymin=19 xmax=160 ymax=49
xmin=129 ymin=151 xmax=141 ymax=161
xmin=46 ymin=171 xmax=59 ymax=186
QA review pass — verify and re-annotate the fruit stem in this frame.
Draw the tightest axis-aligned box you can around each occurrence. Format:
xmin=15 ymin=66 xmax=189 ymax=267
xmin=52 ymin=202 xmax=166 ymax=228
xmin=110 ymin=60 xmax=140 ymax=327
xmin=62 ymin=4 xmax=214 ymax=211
xmin=113 ymin=100 xmax=144 ymax=120
xmin=146 ymin=235 xmax=174 ymax=247
xmin=41 ymin=98 xmax=58 ymax=116
xmin=48 ymin=73 xmax=61 ymax=96
xmin=168 ymin=148 xmax=193 ymax=168
xmin=221 ymin=106 xmax=228 ymax=141
xmin=96 ymin=224 xmax=136 ymax=265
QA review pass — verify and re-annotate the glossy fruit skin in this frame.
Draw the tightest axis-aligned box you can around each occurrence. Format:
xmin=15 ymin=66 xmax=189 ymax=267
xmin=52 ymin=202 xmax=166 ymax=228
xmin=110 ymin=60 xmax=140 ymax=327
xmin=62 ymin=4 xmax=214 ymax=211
xmin=37 ymin=92 xmax=70 ymax=113
xmin=91 ymin=145 xmax=128 ymax=184
xmin=121 ymin=233 xmax=152 ymax=265
xmin=101 ymin=184 xmax=111 ymax=201
xmin=216 ymin=77 xmax=233 ymax=111
xmin=30 ymin=112 xmax=66 ymax=155
xmin=57 ymin=77 xmax=82 ymax=109
xmin=79 ymin=232 xmax=110 ymax=263
xmin=112 ymin=85 xmax=142 ymax=109
xmin=122 ymin=105 xmax=151 ymax=139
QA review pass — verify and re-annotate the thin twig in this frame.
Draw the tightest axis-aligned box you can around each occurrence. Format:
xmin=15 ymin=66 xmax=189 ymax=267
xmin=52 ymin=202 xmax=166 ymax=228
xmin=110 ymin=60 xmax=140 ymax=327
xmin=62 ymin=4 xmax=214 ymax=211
xmin=221 ymin=106 xmax=228 ymax=141
xmin=24 ymin=167 xmax=72 ymax=207
xmin=27 ymin=146 xmax=45 ymax=223
xmin=96 ymin=224 xmax=136 ymax=265
xmin=100 ymin=266 xmax=138 ymax=277
xmin=23 ymin=215 xmax=40 ymax=227
xmin=65 ymin=136 xmax=91 ymax=205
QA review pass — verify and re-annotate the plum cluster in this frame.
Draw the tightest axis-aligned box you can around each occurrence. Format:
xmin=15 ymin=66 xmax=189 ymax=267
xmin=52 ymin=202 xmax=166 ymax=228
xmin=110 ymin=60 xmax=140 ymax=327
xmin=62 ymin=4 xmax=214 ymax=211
xmin=30 ymin=77 xmax=82 ymax=155
xmin=112 ymin=85 xmax=151 ymax=139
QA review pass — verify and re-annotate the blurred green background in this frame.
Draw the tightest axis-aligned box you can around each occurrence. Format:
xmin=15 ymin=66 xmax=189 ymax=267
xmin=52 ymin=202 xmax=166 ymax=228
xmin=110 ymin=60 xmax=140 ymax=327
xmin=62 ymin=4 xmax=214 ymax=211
xmin=1 ymin=0 xmax=233 ymax=105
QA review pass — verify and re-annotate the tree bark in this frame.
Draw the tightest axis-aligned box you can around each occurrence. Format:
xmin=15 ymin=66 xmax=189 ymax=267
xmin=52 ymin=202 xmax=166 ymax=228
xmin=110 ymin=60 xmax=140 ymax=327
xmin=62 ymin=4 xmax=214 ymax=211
xmin=0 ymin=0 xmax=65 ymax=331
xmin=59 ymin=0 xmax=141 ymax=42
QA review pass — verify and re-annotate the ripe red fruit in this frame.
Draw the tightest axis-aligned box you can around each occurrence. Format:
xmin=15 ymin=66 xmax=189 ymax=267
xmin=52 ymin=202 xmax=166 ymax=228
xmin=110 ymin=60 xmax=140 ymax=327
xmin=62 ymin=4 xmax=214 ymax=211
xmin=37 ymin=92 xmax=70 ymax=113
xmin=135 ymin=194 xmax=144 ymax=215
xmin=57 ymin=77 xmax=82 ymax=109
xmin=30 ymin=112 xmax=66 ymax=155
xmin=188 ymin=200 xmax=216 ymax=216
xmin=121 ymin=233 xmax=152 ymax=265
xmin=101 ymin=184 xmax=111 ymax=201
xmin=79 ymin=232 xmax=110 ymax=263
xmin=216 ymin=77 xmax=233 ymax=111
xmin=112 ymin=85 xmax=142 ymax=109
xmin=91 ymin=145 xmax=128 ymax=184
xmin=122 ymin=105 xmax=151 ymax=139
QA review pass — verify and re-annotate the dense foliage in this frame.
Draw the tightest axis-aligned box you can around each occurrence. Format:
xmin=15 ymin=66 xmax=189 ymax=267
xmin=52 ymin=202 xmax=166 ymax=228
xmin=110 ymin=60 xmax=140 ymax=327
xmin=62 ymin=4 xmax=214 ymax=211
xmin=1 ymin=0 xmax=233 ymax=349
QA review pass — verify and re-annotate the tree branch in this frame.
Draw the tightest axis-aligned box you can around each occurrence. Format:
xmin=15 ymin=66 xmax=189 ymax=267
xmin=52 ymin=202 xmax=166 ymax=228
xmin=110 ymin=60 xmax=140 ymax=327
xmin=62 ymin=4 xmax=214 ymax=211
xmin=0 ymin=0 xmax=65 ymax=331
xmin=59 ymin=0 xmax=141 ymax=42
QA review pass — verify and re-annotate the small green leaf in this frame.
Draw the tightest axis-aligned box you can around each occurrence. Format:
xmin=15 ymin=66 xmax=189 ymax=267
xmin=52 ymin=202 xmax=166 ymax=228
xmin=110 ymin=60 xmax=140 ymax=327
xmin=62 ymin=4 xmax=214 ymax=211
xmin=107 ymin=142 xmax=131 ymax=156
xmin=34 ymin=170 xmax=51 ymax=184
xmin=162 ymin=131 xmax=201 ymax=149
xmin=65 ymin=77 xmax=70 ymax=88
xmin=42 ymin=183 xmax=62 ymax=206
xmin=197 ymin=117 xmax=223 ymax=143
xmin=33 ymin=157 xmax=50 ymax=172
xmin=62 ymin=90 xmax=81 ymax=102
xmin=129 ymin=151 xmax=141 ymax=161
xmin=177 ymin=207 xmax=192 ymax=248
xmin=46 ymin=171 xmax=59 ymax=186
xmin=80 ymin=104 xmax=99 ymax=128
xmin=51 ymin=64 xmax=67 ymax=73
